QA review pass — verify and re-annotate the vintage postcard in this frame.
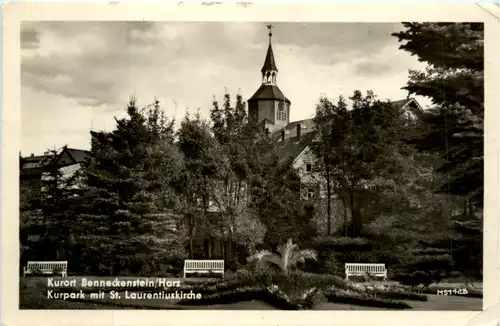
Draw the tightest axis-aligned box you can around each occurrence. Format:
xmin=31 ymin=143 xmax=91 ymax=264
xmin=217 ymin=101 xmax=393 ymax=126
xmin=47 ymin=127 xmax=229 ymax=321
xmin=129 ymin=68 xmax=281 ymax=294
xmin=2 ymin=2 xmax=499 ymax=326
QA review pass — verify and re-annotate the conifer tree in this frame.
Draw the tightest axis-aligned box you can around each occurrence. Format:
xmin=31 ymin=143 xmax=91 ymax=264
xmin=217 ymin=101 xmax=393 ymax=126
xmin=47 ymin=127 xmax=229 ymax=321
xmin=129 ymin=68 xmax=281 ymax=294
xmin=393 ymin=23 xmax=484 ymax=208
xmin=79 ymin=98 xmax=184 ymax=275
xmin=393 ymin=23 xmax=483 ymax=281
xmin=21 ymin=148 xmax=83 ymax=264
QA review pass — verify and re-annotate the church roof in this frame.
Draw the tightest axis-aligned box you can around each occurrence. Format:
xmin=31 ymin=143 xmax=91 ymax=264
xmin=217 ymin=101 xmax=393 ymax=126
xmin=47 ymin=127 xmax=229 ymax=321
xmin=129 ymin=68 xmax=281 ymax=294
xmin=248 ymin=84 xmax=291 ymax=104
xmin=261 ymin=43 xmax=278 ymax=73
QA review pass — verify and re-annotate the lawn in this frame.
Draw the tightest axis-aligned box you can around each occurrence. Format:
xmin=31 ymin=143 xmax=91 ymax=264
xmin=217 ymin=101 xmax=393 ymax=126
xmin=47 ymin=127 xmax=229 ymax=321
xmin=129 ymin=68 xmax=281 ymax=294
xmin=19 ymin=276 xmax=482 ymax=310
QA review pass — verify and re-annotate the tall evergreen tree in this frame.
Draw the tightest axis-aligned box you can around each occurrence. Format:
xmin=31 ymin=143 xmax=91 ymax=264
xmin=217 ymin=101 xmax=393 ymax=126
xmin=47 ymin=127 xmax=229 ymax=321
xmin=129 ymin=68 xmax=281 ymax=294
xmin=20 ymin=148 xmax=83 ymax=264
xmin=79 ymin=98 xmax=183 ymax=275
xmin=392 ymin=23 xmax=484 ymax=208
xmin=393 ymin=23 xmax=483 ymax=281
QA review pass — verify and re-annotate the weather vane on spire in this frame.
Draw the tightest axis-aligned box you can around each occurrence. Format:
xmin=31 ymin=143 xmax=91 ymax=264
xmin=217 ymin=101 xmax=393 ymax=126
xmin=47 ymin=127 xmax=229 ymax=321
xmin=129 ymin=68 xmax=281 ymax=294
xmin=267 ymin=24 xmax=273 ymax=43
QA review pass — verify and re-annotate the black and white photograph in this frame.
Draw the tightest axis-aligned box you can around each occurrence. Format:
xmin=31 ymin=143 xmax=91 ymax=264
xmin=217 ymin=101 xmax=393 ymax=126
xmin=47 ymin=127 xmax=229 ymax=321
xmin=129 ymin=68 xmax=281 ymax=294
xmin=3 ymin=3 xmax=498 ymax=325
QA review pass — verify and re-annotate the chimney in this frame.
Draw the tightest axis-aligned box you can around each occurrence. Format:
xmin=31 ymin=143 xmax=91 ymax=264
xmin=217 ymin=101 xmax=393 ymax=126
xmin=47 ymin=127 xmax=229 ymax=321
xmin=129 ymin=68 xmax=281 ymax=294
xmin=296 ymin=124 xmax=301 ymax=140
xmin=30 ymin=153 xmax=34 ymax=158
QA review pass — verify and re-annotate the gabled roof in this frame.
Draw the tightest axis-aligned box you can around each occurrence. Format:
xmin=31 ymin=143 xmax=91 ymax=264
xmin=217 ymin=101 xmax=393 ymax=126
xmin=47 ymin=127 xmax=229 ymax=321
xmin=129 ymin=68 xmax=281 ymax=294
xmin=248 ymin=84 xmax=291 ymax=104
xmin=390 ymin=98 xmax=410 ymax=109
xmin=63 ymin=148 xmax=89 ymax=164
xmin=261 ymin=43 xmax=278 ymax=73
xmin=20 ymin=146 xmax=89 ymax=171
xmin=390 ymin=97 xmax=425 ymax=119
xmin=275 ymin=130 xmax=317 ymax=163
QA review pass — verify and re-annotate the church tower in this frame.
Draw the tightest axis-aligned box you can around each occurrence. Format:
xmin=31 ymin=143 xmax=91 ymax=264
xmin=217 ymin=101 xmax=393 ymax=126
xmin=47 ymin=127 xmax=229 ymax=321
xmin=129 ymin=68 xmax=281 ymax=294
xmin=248 ymin=25 xmax=291 ymax=132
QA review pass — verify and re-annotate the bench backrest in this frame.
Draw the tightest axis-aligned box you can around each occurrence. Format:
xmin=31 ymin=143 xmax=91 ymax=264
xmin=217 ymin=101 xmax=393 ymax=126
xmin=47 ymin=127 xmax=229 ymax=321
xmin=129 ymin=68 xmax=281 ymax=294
xmin=27 ymin=261 xmax=68 ymax=271
xmin=184 ymin=260 xmax=224 ymax=270
xmin=345 ymin=263 xmax=386 ymax=273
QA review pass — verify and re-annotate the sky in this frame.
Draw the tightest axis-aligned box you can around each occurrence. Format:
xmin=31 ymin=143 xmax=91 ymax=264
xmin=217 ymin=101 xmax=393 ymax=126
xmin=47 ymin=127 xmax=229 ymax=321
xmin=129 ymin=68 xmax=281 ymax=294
xmin=21 ymin=22 xmax=431 ymax=156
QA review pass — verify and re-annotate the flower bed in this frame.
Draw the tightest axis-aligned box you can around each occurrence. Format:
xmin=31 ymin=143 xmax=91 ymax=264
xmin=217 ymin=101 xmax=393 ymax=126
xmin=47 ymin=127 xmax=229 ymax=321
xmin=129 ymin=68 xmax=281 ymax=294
xmin=178 ymin=270 xmax=420 ymax=310
xmin=178 ymin=285 xmax=297 ymax=310
xmin=347 ymin=283 xmax=428 ymax=301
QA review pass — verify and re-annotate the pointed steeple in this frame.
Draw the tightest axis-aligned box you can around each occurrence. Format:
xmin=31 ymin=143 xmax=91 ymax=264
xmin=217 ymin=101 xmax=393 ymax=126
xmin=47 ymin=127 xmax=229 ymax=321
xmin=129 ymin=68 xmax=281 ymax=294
xmin=261 ymin=43 xmax=278 ymax=73
xmin=261 ymin=24 xmax=278 ymax=85
xmin=248 ymin=24 xmax=290 ymax=129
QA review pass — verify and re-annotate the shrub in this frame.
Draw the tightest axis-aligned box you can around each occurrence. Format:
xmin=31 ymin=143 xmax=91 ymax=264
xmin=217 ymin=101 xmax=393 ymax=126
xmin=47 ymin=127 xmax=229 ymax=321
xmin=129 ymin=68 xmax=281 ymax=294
xmin=178 ymin=284 xmax=298 ymax=309
xmin=248 ymin=238 xmax=318 ymax=274
xmin=186 ymin=268 xmax=343 ymax=309
xmin=393 ymin=269 xmax=446 ymax=287
xmin=312 ymin=237 xmax=373 ymax=252
xmin=226 ymin=257 xmax=244 ymax=272
xmin=308 ymin=236 xmax=395 ymax=276
xmin=52 ymin=265 xmax=66 ymax=277
xmin=297 ymin=288 xmax=327 ymax=310
xmin=352 ymin=283 xmax=428 ymax=301
xmin=179 ymin=281 xmax=328 ymax=310
xmin=31 ymin=266 xmax=44 ymax=277
xmin=229 ymin=270 xmax=348 ymax=295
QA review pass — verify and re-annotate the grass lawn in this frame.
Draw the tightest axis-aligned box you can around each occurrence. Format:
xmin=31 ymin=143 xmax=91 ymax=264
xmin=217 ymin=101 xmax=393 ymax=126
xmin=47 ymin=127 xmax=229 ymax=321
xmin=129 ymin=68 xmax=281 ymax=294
xmin=19 ymin=276 xmax=482 ymax=310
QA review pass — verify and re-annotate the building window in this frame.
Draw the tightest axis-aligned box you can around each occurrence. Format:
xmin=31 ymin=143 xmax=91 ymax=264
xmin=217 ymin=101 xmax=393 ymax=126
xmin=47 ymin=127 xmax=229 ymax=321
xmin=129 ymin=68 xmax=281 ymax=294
xmin=305 ymin=163 xmax=312 ymax=173
xmin=278 ymin=102 xmax=286 ymax=121
xmin=23 ymin=162 xmax=40 ymax=169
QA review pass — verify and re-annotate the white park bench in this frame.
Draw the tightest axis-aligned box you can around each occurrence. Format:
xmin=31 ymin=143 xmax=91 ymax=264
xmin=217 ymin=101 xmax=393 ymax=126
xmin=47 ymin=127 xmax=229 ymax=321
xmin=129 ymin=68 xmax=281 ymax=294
xmin=23 ymin=261 xmax=68 ymax=277
xmin=345 ymin=263 xmax=387 ymax=281
xmin=183 ymin=260 xmax=224 ymax=278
